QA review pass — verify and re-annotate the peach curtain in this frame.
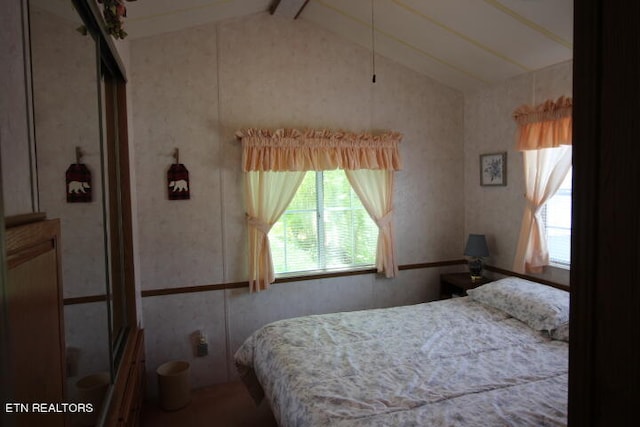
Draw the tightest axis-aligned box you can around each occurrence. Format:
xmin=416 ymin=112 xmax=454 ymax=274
xmin=245 ymin=170 xmax=306 ymax=292
xmin=513 ymin=96 xmax=572 ymax=150
xmin=345 ymin=169 xmax=398 ymax=278
xmin=513 ymin=146 xmax=572 ymax=273
xmin=237 ymin=128 xmax=402 ymax=290
xmin=236 ymin=128 xmax=402 ymax=171
xmin=512 ymin=97 xmax=573 ymax=274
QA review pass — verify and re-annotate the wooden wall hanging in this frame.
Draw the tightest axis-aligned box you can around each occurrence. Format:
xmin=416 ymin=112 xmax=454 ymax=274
xmin=66 ymin=147 xmax=92 ymax=203
xmin=168 ymin=148 xmax=190 ymax=200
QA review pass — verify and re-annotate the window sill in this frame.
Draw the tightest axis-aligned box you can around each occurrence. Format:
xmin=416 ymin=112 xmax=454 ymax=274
xmin=549 ymin=261 xmax=570 ymax=270
xmin=274 ymin=265 xmax=377 ymax=283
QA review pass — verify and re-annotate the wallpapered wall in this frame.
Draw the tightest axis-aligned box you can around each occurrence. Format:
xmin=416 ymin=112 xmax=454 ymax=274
xmin=464 ymin=60 xmax=572 ymax=286
xmin=130 ymin=12 xmax=465 ymax=392
xmin=2 ymin=1 xmax=573 ymax=396
xmin=1 ymin=0 xmax=34 ymax=216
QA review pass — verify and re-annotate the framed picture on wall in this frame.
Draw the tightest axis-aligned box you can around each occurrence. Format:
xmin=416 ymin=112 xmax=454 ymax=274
xmin=480 ymin=152 xmax=507 ymax=186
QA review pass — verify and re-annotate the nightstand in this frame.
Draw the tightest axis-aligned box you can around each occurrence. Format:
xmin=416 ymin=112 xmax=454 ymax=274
xmin=440 ymin=273 xmax=492 ymax=299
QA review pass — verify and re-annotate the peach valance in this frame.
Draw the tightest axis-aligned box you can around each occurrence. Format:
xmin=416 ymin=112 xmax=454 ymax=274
xmin=236 ymin=128 xmax=402 ymax=172
xmin=513 ymin=96 xmax=572 ymax=151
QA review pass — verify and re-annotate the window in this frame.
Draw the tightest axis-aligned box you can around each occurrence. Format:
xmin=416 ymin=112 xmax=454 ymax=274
xmin=269 ymin=170 xmax=378 ymax=275
xmin=543 ymin=168 xmax=572 ymax=267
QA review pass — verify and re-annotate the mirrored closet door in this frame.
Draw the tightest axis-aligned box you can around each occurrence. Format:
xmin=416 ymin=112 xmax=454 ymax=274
xmin=26 ymin=0 xmax=136 ymax=422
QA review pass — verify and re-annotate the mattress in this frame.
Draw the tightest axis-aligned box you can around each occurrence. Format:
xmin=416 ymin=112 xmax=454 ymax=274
xmin=234 ymin=296 xmax=568 ymax=426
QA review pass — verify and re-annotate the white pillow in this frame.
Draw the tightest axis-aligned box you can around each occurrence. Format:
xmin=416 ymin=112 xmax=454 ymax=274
xmin=467 ymin=277 xmax=569 ymax=331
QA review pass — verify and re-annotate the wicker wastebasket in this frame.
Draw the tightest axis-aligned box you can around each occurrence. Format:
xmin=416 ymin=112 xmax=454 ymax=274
xmin=156 ymin=360 xmax=191 ymax=411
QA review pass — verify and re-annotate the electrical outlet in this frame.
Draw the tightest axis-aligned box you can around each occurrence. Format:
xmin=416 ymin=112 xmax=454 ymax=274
xmin=197 ymin=341 xmax=208 ymax=357
xmin=196 ymin=330 xmax=208 ymax=357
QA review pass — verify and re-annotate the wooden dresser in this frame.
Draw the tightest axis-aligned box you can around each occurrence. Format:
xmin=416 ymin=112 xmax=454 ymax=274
xmin=5 ymin=216 xmax=66 ymax=426
xmin=104 ymin=328 xmax=146 ymax=427
xmin=4 ymin=215 xmax=145 ymax=427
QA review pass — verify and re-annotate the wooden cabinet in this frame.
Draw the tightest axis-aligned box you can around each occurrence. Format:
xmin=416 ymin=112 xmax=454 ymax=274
xmin=440 ymin=272 xmax=491 ymax=299
xmin=3 ymin=216 xmax=146 ymax=427
xmin=104 ymin=328 xmax=145 ymax=427
xmin=5 ymin=216 xmax=66 ymax=426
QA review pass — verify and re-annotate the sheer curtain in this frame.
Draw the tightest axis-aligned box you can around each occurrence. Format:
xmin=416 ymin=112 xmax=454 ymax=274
xmin=345 ymin=169 xmax=398 ymax=278
xmin=237 ymin=128 xmax=402 ymax=291
xmin=513 ymin=146 xmax=572 ymax=273
xmin=245 ymin=170 xmax=306 ymax=292
xmin=512 ymin=97 xmax=572 ymax=274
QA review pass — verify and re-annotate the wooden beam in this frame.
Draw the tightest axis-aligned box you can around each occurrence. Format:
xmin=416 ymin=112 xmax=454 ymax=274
xmin=270 ymin=0 xmax=310 ymax=19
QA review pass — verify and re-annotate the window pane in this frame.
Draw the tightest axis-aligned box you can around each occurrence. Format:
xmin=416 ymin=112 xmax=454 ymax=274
xmin=324 ymin=209 xmax=354 ymax=267
xmin=281 ymin=210 xmax=318 ymax=272
xmin=545 ymin=169 xmax=572 ymax=266
xmin=276 ymin=172 xmax=318 ymax=273
xmin=288 ymin=172 xmax=316 ymax=210
xmin=270 ymin=170 xmax=377 ymax=275
xmin=323 ymin=170 xmax=353 ymax=208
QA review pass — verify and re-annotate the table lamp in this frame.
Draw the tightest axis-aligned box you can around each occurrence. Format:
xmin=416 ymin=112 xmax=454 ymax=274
xmin=464 ymin=234 xmax=489 ymax=281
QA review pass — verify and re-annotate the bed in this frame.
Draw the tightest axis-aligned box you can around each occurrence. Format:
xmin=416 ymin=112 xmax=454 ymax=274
xmin=234 ymin=277 xmax=570 ymax=426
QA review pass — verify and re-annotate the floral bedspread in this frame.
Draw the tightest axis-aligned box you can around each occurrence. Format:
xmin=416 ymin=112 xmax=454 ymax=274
xmin=234 ymin=297 xmax=568 ymax=427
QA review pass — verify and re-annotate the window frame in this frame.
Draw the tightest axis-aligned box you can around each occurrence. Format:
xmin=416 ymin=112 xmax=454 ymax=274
xmin=543 ymin=169 xmax=572 ymax=269
xmin=271 ymin=170 xmax=378 ymax=278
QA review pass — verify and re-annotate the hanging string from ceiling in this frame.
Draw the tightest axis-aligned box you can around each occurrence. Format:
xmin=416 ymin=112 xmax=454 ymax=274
xmin=371 ymin=0 xmax=376 ymax=83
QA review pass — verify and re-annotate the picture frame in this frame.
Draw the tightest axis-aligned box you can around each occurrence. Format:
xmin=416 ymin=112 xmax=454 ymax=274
xmin=480 ymin=152 xmax=507 ymax=186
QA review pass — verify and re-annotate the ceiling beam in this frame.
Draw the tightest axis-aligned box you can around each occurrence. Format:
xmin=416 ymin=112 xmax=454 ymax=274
xmin=270 ymin=0 xmax=310 ymax=19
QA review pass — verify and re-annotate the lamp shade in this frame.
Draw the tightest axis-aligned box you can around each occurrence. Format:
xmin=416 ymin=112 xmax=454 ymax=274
xmin=464 ymin=234 xmax=489 ymax=257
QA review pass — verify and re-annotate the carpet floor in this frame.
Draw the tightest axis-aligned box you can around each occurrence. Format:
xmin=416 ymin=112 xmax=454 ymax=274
xmin=141 ymin=381 xmax=277 ymax=427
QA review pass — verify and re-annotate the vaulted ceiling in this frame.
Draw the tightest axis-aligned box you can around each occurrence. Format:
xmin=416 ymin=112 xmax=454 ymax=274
xmin=124 ymin=0 xmax=573 ymax=94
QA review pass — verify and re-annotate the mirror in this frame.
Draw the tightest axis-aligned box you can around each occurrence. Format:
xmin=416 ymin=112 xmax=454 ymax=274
xmin=100 ymin=71 xmax=131 ymax=367
xmin=27 ymin=0 xmax=132 ymax=420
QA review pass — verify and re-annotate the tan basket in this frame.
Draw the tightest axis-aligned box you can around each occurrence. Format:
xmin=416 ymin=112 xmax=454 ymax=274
xmin=157 ymin=360 xmax=191 ymax=411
